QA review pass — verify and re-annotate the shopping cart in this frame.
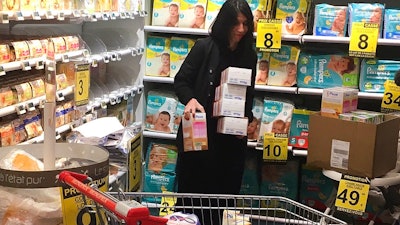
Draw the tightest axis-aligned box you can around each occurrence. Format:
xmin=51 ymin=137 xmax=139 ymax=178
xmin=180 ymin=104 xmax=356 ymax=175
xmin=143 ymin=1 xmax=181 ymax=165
xmin=58 ymin=171 xmax=348 ymax=225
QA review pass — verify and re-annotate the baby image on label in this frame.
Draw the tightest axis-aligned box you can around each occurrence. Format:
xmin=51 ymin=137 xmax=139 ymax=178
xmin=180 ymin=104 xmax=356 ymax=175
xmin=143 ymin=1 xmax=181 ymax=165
xmin=146 ymin=142 xmax=178 ymax=174
xmin=170 ymin=37 xmax=195 ymax=78
xmin=145 ymin=91 xmax=178 ymax=133
xmin=348 ymin=3 xmax=384 ymax=37
xmin=255 ymin=50 xmax=270 ymax=85
xmin=258 ymin=99 xmax=294 ymax=140
xmin=246 ymin=0 xmax=267 ymax=32
xmin=267 ymin=45 xmax=300 ymax=87
xmin=314 ymin=4 xmax=348 ymax=37
xmin=276 ymin=0 xmax=310 ymax=35
xmin=152 ymin=0 xmax=180 ymax=27
xmin=179 ymin=0 xmax=207 ymax=29
xmin=146 ymin=36 xmax=171 ymax=77
xmin=297 ymin=52 xmax=360 ymax=89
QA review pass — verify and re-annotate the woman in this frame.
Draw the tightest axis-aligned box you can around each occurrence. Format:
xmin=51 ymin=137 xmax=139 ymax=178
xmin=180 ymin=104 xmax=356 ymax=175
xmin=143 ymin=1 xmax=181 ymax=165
xmin=174 ymin=0 xmax=257 ymax=223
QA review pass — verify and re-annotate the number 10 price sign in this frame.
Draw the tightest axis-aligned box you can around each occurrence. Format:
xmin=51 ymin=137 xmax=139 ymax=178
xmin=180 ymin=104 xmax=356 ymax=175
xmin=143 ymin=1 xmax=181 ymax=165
xmin=256 ymin=19 xmax=282 ymax=53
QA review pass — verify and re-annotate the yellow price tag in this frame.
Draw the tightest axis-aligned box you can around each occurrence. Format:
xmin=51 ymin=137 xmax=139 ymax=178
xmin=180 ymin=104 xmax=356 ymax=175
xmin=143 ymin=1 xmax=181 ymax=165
xmin=256 ymin=19 xmax=282 ymax=52
xmin=74 ymin=63 xmax=90 ymax=106
xmin=335 ymin=174 xmax=370 ymax=215
xmin=159 ymin=191 xmax=177 ymax=216
xmin=262 ymin=132 xmax=288 ymax=161
xmin=128 ymin=133 xmax=142 ymax=192
xmin=381 ymin=80 xmax=400 ymax=112
xmin=349 ymin=22 xmax=379 ymax=58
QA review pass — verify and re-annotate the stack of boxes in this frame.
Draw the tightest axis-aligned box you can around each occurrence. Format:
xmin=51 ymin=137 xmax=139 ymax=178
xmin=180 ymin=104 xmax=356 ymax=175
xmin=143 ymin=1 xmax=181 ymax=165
xmin=214 ymin=67 xmax=252 ymax=135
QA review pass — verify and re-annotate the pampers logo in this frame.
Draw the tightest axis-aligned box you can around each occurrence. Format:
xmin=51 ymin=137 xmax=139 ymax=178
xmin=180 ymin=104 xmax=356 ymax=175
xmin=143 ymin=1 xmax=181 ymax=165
xmin=172 ymin=46 xmax=188 ymax=54
xmin=148 ymin=43 xmax=165 ymax=53
xmin=366 ymin=67 xmax=391 ymax=76
xmin=317 ymin=59 xmax=327 ymax=83
xmin=278 ymin=0 xmax=298 ymax=13
xmin=296 ymin=120 xmax=308 ymax=129
xmin=150 ymin=174 xmax=170 ymax=183
xmin=388 ymin=14 xmax=400 ymax=21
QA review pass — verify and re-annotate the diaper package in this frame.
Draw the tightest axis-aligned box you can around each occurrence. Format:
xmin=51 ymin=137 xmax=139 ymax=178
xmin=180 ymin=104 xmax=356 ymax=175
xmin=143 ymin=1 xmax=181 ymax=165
xmin=145 ymin=90 xmax=178 ymax=133
xmin=258 ymin=98 xmax=294 ymax=140
xmin=205 ymin=0 xmax=225 ymax=30
xmin=297 ymin=52 xmax=360 ymax=89
xmin=145 ymin=142 xmax=178 ymax=174
xmin=173 ymin=102 xmax=185 ymax=134
xmin=275 ymin=0 xmax=311 ymax=35
xmin=255 ymin=50 xmax=270 ymax=85
xmin=146 ymin=35 xmax=171 ymax=77
xmin=239 ymin=151 xmax=260 ymax=196
xmin=260 ymin=159 xmax=300 ymax=200
xmin=248 ymin=97 xmax=263 ymax=141
xmin=359 ymin=59 xmax=400 ymax=93
xmin=143 ymin=170 xmax=176 ymax=202
xmin=179 ymin=0 xmax=207 ymax=28
xmin=348 ymin=3 xmax=385 ymax=37
xmin=152 ymin=0 xmax=180 ymax=27
xmin=299 ymin=165 xmax=337 ymax=212
xmin=248 ymin=0 xmax=268 ymax=32
xmin=384 ymin=9 xmax=400 ymax=39
xmin=288 ymin=109 xmax=313 ymax=149
xmin=267 ymin=45 xmax=300 ymax=87
xmin=170 ymin=37 xmax=195 ymax=78
xmin=313 ymin=4 xmax=348 ymax=37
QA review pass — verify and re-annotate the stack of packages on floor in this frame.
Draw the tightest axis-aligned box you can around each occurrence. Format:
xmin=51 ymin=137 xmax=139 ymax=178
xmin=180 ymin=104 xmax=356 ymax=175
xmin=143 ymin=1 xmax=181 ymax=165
xmin=214 ymin=67 xmax=251 ymax=136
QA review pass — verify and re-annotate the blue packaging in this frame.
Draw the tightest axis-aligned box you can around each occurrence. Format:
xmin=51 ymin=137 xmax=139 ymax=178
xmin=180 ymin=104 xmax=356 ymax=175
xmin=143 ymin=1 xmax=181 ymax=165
xmin=359 ymin=59 xmax=400 ymax=93
xmin=145 ymin=142 xmax=178 ymax=174
xmin=348 ymin=3 xmax=385 ymax=37
xmin=297 ymin=52 xmax=360 ymax=89
xmin=384 ymin=9 xmax=400 ymax=39
xmin=314 ymin=4 xmax=348 ymax=37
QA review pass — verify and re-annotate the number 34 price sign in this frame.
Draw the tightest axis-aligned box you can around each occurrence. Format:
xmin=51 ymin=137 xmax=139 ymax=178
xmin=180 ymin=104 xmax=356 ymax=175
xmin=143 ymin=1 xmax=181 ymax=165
xmin=256 ymin=19 xmax=282 ymax=53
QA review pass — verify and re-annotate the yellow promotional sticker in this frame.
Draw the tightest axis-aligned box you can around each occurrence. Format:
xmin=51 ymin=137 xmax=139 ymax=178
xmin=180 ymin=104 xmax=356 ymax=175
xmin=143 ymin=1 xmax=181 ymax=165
xmin=263 ymin=132 xmax=288 ymax=161
xmin=335 ymin=174 xmax=370 ymax=215
xmin=159 ymin=191 xmax=177 ymax=217
xmin=349 ymin=22 xmax=379 ymax=58
xmin=256 ymin=19 xmax=282 ymax=52
xmin=381 ymin=80 xmax=400 ymax=112
xmin=74 ymin=63 xmax=90 ymax=106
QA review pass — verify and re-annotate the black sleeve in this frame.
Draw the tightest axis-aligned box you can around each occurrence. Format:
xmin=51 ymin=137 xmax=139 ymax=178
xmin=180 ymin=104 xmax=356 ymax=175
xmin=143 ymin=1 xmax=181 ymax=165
xmin=173 ymin=39 xmax=206 ymax=105
xmin=245 ymin=51 xmax=258 ymax=123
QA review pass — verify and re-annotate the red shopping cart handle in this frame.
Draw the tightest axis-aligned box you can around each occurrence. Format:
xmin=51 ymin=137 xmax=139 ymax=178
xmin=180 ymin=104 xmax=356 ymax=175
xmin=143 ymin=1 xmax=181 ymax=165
xmin=59 ymin=171 xmax=168 ymax=225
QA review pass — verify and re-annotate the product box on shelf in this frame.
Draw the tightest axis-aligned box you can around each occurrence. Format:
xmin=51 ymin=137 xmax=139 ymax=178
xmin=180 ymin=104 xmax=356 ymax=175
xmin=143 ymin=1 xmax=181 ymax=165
xmin=307 ymin=113 xmax=400 ymax=178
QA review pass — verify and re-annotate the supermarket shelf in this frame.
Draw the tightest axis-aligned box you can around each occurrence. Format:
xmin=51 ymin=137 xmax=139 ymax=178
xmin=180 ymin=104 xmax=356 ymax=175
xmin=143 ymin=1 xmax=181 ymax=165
xmin=292 ymin=149 xmax=308 ymax=157
xmin=297 ymin=88 xmax=323 ymax=95
xmin=143 ymin=76 xmax=174 ymax=84
xmin=281 ymin=34 xmax=302 ymax=43
xmin=90 ymin=47 xmax=143 ymax=63
xmin=0 ymin=49 xmax=87 ymax=74
xmin=0 ymin=86 xmax=74 ymax=117
xmin=143 ymin=130 xmax=177 ymax=140
xmin=301 ymin=35 xmax=350 ymax=44
xmin=144 ymin=25 xmax=208 ymax=35
xmin=19 ymin=122 xmax=71 ymax=145
xmin=255 ymin=85 xmax=297 ymax=94
xmin=357 ymin=92 xmax=384 ymax=100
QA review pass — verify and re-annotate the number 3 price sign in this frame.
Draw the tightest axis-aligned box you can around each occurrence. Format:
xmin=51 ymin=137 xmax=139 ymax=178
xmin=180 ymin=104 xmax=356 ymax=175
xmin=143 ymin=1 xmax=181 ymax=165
xmin=256 ymin=19 xmax=282 ymax=53
xmin=349 ymin=22 xmax=379 ymax=58
xmin=335 ymin=174 xmax=370 ymax=215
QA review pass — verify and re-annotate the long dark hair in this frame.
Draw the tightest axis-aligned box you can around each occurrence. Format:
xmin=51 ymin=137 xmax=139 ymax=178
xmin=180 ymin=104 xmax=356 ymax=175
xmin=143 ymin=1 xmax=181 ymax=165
xmin=210 ymin=0 xmax=254 ymax=51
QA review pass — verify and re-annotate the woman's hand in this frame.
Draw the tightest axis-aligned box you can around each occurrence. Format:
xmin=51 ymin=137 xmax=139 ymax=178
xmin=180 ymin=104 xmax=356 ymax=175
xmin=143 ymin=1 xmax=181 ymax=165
xmin=184 ymin=98 xmax=205 ymax=120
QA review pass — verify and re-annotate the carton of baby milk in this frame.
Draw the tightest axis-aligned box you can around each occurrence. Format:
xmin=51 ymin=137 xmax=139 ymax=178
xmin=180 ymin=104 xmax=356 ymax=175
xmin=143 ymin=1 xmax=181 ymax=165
xmin=182 ymin=112 xmax=208 ymax=151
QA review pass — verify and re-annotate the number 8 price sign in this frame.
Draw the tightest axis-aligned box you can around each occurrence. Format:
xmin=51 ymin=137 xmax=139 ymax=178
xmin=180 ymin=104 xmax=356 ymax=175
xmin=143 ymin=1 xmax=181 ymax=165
xmin=349 ymin=22 xmax=379 ymax=58
xmin=256 ymin=19 xmax=282 ymax=53
xmin=335 ymin=174 xmax=370 ymax=215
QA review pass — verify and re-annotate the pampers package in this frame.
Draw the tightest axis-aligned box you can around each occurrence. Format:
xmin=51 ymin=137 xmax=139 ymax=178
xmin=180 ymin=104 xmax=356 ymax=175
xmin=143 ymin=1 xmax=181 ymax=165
xmin=348 ymin=3 xmax=385 ymax=37
xmin=297 ymin=52 xmax=360 ymax=89
xmin=255 ymin=50 xmax=270 ymax=85
xmin=179 ymin=0 xmax=207 ymax=28
xmin=248 ymin=97 xmax=264 ymax=141
xmin=359 ymin=59 xmax=400 ymax=93
xmin=145 ymin=142 xmax=178 ymax=174
xmin=313 ymin=4 xmax=348 ymax=37
xmin=258 ymin=98 xmax=294 ymax=140
xmin=247 ymin=0 xmax=268 ymax=32
xmin=260 ymin=159 xmax=300 ymax=200
xmin=146 ymin=35 xmax=171 ymax=77
xmin=173 ymin=102 xmax=185 ymax=134
xmin=170 ymin=37 xmax=195 ymax=78
xmin=145 ymin=90 xmax=178 ymax=133
xmin=384 ymin=9 xmax=400 ymax=39
xmin=267 ymin=45 xmax=300 ymax=87
xmin=288 ymin=109 xmax=313 ymax=149
xmin=275 ymin=0 xmax=311 ymax=35
xmin=152 ymin=0 xmax=180 ymax=27
xmin=205 ymin=0 xmax=224 ymax=30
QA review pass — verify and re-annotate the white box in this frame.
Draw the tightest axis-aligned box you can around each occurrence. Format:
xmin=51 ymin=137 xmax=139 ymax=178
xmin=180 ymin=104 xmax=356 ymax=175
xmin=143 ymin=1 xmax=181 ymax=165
xmin=215 ymin=83 xmax=247 ymax=101
xmin=213 ymin=99 xmax=245 ymax=118
xmin=217 ymin=117 xmax=248 ymax=136
xmin=221 ymin=67 xmax=252 ymax=86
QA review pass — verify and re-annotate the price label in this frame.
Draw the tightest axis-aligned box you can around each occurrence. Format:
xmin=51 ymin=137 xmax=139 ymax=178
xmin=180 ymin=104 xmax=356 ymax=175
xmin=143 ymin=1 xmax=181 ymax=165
xmin=159 ymin=191 xmax=176 ymax=216
xmin=256 ymin=19 xmax=282 ymax=52
xmin=263 ymin=132 xmax=288 ymax=161
xmin=74 ymin=63 xmax=90 ymax=106
xmin=335 ymin=174 xmax=370 ymax=215
xmin=349 ymin=22 xmax=379 ymax=58
xmin=381 ymin=80 xmax=400 ymax=112
xmin=128 ymin=133 xmax=142 ymax=191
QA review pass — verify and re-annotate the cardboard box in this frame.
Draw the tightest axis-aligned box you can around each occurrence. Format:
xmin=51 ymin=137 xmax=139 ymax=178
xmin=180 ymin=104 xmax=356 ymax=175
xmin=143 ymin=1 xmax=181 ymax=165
xmin=307 ymin=113 xmax=400 ymax=178
xmin=215 ymin=83 xmax=247 ymax=101
xmin=182 ymin=113 xmax=208 ymax=151
xmin=221 ymin=67 xmax=252 ymax=86
xmin=213 ymin=99 xmax=245 ymax=118
xmin=217 ymin=117 xmax=248 ymax=135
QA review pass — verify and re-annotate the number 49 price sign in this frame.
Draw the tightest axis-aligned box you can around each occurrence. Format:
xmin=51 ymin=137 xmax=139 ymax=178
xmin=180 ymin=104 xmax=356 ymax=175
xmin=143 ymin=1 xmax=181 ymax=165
xmin=335 ymin=174 xmax=370 ymax=215
xmin=256 ymin=19 xmax=282 ymax=53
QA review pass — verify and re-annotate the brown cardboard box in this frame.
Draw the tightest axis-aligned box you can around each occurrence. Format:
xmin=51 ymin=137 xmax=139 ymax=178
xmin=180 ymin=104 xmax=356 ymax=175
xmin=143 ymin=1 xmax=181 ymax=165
xmin=307 ymin=113 xmax=400 ymax=178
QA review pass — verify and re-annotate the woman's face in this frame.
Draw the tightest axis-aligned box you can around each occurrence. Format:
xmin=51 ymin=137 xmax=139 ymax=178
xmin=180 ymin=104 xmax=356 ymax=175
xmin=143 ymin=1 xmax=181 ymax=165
xmin=229 ymin=12 xmax=248 ymax=48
